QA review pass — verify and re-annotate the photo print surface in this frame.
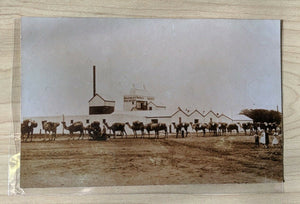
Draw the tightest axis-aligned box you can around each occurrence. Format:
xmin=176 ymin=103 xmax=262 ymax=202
xmin=21 ymin=18 xmax=282 ymax=188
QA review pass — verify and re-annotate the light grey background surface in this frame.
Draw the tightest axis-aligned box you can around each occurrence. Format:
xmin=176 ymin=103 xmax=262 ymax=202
xmin=21 ymin=18 xmax=281 ymax=118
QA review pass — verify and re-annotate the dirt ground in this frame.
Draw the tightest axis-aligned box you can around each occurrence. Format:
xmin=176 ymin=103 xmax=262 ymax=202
xmin=20 ymin=133 xmax=283 ymax=188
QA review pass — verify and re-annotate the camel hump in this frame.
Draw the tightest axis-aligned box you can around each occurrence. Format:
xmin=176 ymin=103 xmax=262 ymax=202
xmin=114 ymin=123 xmax=125 ymax=127
xmin=23 ymin=119 xmax=31 ymax=123
xmin=133 ymin=121 xmax=143 ymax=126
xmin=73 ymin=121 xmax=83 ymax=126
xmin=53 ymin=122 xmax=60 ymax=127
xmin=23 ymin=119 xmax=32 ymax=126
xmin=159 ymin=123 xmax=166 ymax=127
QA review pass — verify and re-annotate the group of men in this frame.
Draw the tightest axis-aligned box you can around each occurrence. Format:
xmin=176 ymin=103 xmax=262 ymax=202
xmin=254 ymin=129 xmax=280 ymax=148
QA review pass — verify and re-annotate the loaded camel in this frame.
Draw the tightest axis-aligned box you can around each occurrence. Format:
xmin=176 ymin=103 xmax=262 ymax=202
xmin=125 ymin=121 xmax=145 ymax=138
xmin=227 ymin=123 xmax=239 ymax=135
xmin=218 ymin=123 xmax=227 ymax=136
xmin=172 ymin=122 xmax=183 ymax=138
xmin=199 ymin=123 xmax=208 ymax=136
xmin=182 ymin=122 xmax=189 ymax=137
xmin=104 ymin=122 xmax=127 ymax=138
xmin=237 ymin=122 xmax=252 ymax=135
xmin=42 ymin=120 xmax=60 ymax=141
xmin=172 ymin=122 xmax=189 ymax=138
xmin=61 ymin=121 xmax=84 ymax=140
xmin=145 ymin=123 xmax=154 ymax=137
xmin=208 ymin=122 xmax=218 ymax=136
xmin=146 ymin=123 xmax=168 ymax=139
xmin=190 ymin=122 xmax=201 ymax=136
xmin=21 ymin=119 xmax=38 ymax=142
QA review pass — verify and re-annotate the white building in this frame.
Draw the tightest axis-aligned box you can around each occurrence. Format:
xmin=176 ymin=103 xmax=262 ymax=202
xmin=88 ymin=93 xmax=115 ymax=115
xmin=26 ymin=107 xmax=252 ymax=134
xmin=123 ymin=85 xmax=166 ymax=111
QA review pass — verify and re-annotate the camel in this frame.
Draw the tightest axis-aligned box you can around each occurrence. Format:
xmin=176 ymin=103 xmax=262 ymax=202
xmin=61 ymin=121 xmax=84 ymax=140
xmin=85 ymin=121 xmax=102 ymax=140
xmin=21 ymin=119 xmax=38 ymax=142
xmin=125 ymin=121 xmax=144 ymax=138
xmin=268 ymin=122 xmax=278 ymax=133
xmin=172 ymin=122 xmax=188 ymax=137
xmin=104 ymin=122 xmax=127 ymax=138
xmin=145 ymin=123 xmax=155 ymax=137
xmin=182 ymin=122 xmax=189 ymax=137
xmin=50 ymin=122 xmax=60 ymax=140
xmin=260 ymin=122 xmax=268 ymax=131
xmin=152 ymin=123 xmax=168 ymax=138
xmin=199 ymin=123 xmax=208 ymax=136
xmin=190 ymin=122 xmax=201 ymax=136
xmin=252 ymin=122 xmax=260 ymax=134
xmin=237 ymin=122 xmax=252 ymax=135
xmin=254 ymin=122 xmax=277 ymax=133
xmin=146 ymin=123 xmax=167 ymax=138
xmin=227 ymin=123 xmax=239 ymax=135
xmin=172 ymin=122 xmax=183 ymax=138
xmin=218 ymin=123 xmax=227 ymax=136
xmin=208 ymin=122 xmax=218 ymax=136
xmin=42 ymin=120 xmax=60 ymax=141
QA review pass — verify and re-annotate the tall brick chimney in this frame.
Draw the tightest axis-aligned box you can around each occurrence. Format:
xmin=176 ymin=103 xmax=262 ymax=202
xmin=93 ymin=65 xmax=96 ymax=97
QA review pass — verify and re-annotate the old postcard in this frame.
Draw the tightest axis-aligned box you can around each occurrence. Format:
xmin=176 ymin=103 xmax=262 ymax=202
xmin=20 ymin=18 xmax=282 ymax=188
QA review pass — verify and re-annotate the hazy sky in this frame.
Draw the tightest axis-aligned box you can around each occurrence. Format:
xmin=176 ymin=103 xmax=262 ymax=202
xmin=21 ymin=18 xmax=281 ymax=118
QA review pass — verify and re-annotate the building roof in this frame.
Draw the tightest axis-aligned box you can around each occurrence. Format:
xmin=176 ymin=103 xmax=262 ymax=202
xmin=189 ymin=110 xmax=205 ymax=117
xmin=148 ymin=101 xmax=166 ymax=108
xmin=218 ymin=114 xmax=233 ymax=121
xmin=232 ymin=114 xmax=253 ymax=121
xmin=145 ymin=107 xmax=190 ymax=118
xmin=203 ymin=110 xmax=220 ymax=118
xmin=88 ymin=93 xmax=115 ymax=103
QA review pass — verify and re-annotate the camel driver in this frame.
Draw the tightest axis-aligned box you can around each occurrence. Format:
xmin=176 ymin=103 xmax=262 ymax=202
xmin=265 ymin=129 xmax=270 ymax=148
xmin=254 ymin=132 xmax=259 ymax=147
xmin=181 ymin=127 xmax=184 ymax=138
xmin=102 ymin=125 xmax=107 ymax=139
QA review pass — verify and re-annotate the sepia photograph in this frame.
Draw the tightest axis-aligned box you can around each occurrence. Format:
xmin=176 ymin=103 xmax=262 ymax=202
xmin=20 ymin=18 xmax=282 ymax=188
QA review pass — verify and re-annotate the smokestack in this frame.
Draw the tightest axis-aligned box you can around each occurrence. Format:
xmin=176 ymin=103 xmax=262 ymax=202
xmin=93 ymin=65 xmax=96 ymax=97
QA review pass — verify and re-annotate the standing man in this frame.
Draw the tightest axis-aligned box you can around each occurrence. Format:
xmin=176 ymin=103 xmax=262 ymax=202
xmin=265 ymin=128 xmax=270 ymax=148
xmin=254 ymin=133 xmax=259 ymax=147
xmin=102 ymin=125 xmax=107 ymax=139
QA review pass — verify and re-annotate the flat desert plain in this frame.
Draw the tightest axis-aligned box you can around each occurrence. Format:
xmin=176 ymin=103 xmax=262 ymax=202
xmin=20 ymin=133 xmax=283 ymax=188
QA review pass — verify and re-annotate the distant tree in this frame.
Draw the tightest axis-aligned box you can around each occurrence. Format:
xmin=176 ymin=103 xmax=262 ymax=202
xmin=239 ymin=109 xmax=282 ymax=124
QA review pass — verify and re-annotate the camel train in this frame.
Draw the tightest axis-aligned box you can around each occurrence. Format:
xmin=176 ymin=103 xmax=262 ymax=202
xmin=21 ymin=119 xmax=280 ymax=142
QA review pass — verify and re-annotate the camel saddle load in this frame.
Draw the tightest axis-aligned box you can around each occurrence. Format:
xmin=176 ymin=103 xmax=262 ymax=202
xmin=87 ymin=121 xmax=107 ymax=141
